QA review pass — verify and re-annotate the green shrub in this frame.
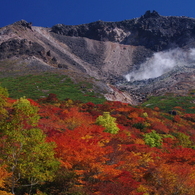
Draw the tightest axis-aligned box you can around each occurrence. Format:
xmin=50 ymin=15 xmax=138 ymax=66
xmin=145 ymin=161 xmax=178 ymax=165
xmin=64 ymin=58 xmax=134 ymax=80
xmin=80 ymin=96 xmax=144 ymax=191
xmin=176 ymin=132 xmax=192 ymax=148
xmin=143 ymin=130 xmax=162 ymax=147
xmin=96 ymin=112 xmax=119 ymax=134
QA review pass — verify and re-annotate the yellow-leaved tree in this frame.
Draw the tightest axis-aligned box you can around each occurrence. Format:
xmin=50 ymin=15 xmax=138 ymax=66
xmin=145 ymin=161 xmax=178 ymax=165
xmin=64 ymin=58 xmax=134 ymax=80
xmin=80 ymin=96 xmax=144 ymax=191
xmin=0 ymin=96 xmax=59 ymax=195
xmin=96 ymin=112 xmax=119 ymax=134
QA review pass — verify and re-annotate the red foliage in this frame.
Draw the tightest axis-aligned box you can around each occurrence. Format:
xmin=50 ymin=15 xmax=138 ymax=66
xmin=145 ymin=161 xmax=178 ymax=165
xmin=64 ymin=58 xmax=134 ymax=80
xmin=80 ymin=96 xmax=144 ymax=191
xmin=97 ymin=171 xmax=142 ymax=195
xmin=27 ymin=98 xmax=40 ymax=107
xmin=173 ymin=115 xmax=181 ymax=123
xmin=4 ymin=95 xmax=195 ymax=194
xmin=151 ymin=121 xmax=169 ymax=134
xmin=183 ymin=113 xmax=195 ymax=122
xmin=48 ymin=124 xmax=120 ymax=186
xmin=35 ymin=99 xmax=195 ymax=194
xmin=162 ymin=147 xmax=195 ymax=165
xmin=6 ymin=98 xmax=17 ymax=104
xmin=46 ymin=93 xmax=59 ymax=102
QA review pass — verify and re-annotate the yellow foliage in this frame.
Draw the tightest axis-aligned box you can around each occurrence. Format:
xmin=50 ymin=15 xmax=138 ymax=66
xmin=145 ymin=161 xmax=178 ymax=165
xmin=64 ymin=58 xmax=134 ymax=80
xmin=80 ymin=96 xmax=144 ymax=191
xmin=142 ymin=112 xmax=148 ymax=118
xmin=124 ymin=130 xmax=131 ymax=136
xmin=81 ymin=134 xmax=92 ymax=140
xmin=144 ymin=122 xmax=150 ymax=127
xmin=0 ymin=191 xmax=13 ymax=195
xmin=67 ymin=99 xmax=73 ymax=104
xmin=137 ymin=184 xmax=150 ymax=194
xmin=53 ymin=103 xmax=61 ymax=107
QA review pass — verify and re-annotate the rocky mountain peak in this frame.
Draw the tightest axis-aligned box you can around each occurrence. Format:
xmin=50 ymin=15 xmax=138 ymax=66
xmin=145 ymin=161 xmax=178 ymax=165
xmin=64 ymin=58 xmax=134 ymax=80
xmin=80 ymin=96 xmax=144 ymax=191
xmin=13 ymin=20 xmax=32 ymax=30
xmin=51 ymin=11 xmax=195 ymax=51
xmin=141 ymin=10 xmax=161 ymax=19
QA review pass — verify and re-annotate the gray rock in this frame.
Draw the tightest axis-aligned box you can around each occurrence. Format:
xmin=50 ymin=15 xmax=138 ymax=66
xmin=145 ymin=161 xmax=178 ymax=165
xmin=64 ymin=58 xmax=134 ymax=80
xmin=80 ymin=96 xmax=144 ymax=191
xmin=0 ymin=39 xmax=45 ymax=59
xmin=51 ymin=10 xmax=195 ymax=51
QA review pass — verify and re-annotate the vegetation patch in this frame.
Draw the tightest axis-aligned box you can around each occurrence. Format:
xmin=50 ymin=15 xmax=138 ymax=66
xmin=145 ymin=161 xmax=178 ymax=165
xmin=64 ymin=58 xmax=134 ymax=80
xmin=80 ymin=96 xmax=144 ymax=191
xmin=1 ymin=85 xmax=195 ymax=194
xmin=142 ymin=93 xmax=195 ymax=113
xmin=0 ymin=73 xmax=106 ymax=104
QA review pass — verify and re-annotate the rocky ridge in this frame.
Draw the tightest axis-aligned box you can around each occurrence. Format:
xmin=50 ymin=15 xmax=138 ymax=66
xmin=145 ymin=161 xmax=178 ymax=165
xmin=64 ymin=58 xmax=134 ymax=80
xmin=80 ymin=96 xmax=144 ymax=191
xmin=51 ymin=10 xmax=195 ymax=51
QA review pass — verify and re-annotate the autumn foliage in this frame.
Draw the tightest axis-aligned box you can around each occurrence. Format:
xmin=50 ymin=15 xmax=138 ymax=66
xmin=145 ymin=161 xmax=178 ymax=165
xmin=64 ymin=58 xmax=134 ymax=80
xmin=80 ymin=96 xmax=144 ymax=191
xmin=1 ymin=88 xmax=195 ymax=194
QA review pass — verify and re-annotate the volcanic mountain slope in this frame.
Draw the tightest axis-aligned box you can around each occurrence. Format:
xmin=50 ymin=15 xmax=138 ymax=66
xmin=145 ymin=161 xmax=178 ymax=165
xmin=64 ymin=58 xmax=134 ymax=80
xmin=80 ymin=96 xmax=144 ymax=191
xmin=1 ymin=10 xmax=195 ymax=104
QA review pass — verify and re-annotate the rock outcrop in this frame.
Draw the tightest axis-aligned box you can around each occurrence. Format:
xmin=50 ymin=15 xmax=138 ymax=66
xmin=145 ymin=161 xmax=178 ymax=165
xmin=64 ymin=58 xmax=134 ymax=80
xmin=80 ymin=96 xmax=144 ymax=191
xmin=0 ymin=39 xmax=45 ymax=59
xmin=13 ymin=20 xmax=32 ymax=30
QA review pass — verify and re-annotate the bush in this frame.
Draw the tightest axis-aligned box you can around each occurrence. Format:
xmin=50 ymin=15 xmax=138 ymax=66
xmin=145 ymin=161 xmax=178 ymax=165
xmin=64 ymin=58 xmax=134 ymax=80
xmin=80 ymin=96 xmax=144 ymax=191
xmin=96 ymin=112 xmax=119 ymax=134
xmin=143 ymin=130 xmax=162 ymax=147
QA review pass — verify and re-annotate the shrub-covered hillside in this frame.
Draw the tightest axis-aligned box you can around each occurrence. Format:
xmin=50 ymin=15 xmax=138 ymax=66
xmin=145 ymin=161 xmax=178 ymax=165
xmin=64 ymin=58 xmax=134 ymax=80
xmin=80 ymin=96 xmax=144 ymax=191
xmin=1 ymin=85 xmax=195 ymax=195
xmin=0 ymin=73 xmax=106 ymax=104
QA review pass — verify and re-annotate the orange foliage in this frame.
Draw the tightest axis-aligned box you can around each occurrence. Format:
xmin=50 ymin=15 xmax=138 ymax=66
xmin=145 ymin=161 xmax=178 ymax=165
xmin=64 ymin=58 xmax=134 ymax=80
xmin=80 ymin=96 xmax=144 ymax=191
xmin=3 ymin=95 xmax=195 ymax=194
xmin=0 ymin=165 xmax=10 ymax=188
xmin=49 ymin=124 xmax=120 ymax=186
xmin=149 ymin=163 xmax=195 ymax=195
xmin=0 ymin=165 xmax=12 ymax=194
xmin=61 ymin=107 xmax=93 ymax=129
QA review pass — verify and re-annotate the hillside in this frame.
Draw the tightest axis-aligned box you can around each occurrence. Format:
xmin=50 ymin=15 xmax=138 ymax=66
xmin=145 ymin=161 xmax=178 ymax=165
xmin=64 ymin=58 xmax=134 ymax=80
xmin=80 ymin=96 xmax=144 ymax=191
xmin=1 ymin=87 xmax=195 ymax=194
xmin=1 ymin=10 xmax=195 ymax=104
xmin=1 ymin=11 xmax=195 ymax=194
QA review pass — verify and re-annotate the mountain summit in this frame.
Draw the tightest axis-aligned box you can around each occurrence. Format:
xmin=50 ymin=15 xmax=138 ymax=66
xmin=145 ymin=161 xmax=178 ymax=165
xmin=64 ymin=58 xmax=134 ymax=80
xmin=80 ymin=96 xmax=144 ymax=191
xmin=51 ymin=10 xmax=195 ymax=51
xmin=1 ymin=11 xmax=195 ymax=104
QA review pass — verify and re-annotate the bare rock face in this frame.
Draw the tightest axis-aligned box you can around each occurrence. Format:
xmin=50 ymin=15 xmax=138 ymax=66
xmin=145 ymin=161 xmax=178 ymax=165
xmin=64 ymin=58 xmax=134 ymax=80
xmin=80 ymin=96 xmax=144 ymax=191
xmin=13 ymin=20 xmax=32 ymax=30
xmin=0 ymin=39 xmax=45 ymax=59
xmin=131 ymin=11 xmax=195 ymax=51
xmin=51 ymin=10 xmax=195 ymax=51
xmin=51 ymin=21 xmax=131 ymax=43
xmin=1 ymin=11 xmax=195 ymax=104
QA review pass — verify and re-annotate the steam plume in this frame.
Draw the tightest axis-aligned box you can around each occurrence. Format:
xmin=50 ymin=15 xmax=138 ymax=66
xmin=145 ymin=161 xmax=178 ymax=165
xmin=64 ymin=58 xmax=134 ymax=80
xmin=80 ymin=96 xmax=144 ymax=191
xmin=125 ymin=48 xmax=195 ymax=82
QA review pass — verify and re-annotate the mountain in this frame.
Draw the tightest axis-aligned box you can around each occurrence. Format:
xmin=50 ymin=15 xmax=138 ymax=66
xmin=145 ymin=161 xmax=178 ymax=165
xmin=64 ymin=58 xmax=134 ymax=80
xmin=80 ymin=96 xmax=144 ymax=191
xmin=1 ymin=10 xmax=195 ymax=104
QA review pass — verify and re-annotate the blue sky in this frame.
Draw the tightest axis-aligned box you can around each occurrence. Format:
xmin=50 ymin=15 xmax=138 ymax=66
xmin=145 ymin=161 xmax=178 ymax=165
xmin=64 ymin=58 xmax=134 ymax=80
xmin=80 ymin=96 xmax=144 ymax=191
xmin=1 ymin=0 xmax=195 ymax=27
